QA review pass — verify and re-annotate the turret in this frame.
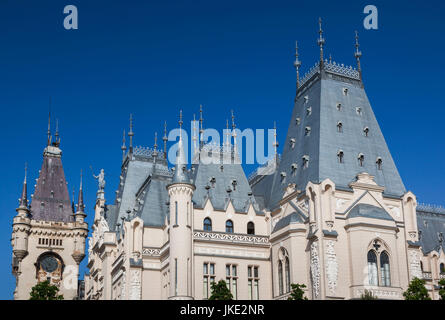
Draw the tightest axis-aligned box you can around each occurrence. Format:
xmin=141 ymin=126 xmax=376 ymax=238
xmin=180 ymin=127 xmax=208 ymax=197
xmin=72 ymin=171 xmax=88 ymax=265
xmin=167 ymin=110 xmax=195 ymax=300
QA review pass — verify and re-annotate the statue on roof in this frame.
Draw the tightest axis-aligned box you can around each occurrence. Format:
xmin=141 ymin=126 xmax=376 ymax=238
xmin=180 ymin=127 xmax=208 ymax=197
xmin=92 ymin=168 xmax=106 ymax=191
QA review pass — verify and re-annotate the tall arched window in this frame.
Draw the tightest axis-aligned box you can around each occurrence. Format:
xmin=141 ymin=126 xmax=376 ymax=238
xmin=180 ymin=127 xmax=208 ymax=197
xmin=203 ymin=218 xmax=212 ymax=231
xmin=247 ymin=222 xmax=255 ymax=235
xmin=225 ymin=220 xmax=234 ymax=233
xmin=380 ymin=251 xmax=391 ymax=287
xmin=440 ymin=263 xmax=445 ymax=274
xmin=285 ymin=257 xmax=290 ymax=293
xmin=367 ymin=250 xmax=378 ymax=286
xmin=278 ymin=260 xmax=283 ymax=295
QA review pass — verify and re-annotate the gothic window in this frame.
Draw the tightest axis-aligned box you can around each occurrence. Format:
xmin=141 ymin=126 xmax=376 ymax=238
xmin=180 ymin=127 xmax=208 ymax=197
xmin=337 ymin=150 xmax=344 ymax=163
xmin=363 ymin=127 xmax=369 ymax=137
xmin=285 ymin=257 xmax=290 ymax=293
xmin=380 ymin=251 xmax=391 ymax=287
xmin=248 ymin=266 xmax=259 ymax=300
xmin=367 ymin=250 xmax=378 ymax=286
xmin=336 ymin=103 xmax=342 ymax=111
xmin=358 ymin=153 xmax=364 ymax=167
xmin=376 ymin=157 xmax=383 ymax=170
xmin=440 ymin=263 xmax=445 ymax=274
xmin=226 ymin=264 xmax=238 ymax=299
xmin=203 ymin=262 xmax=215 ymax=299
xmin=203 ymin=218 xmax=212 ymax=231
xmin=337 ymin=121 xmax=343 ymax=133
xmin=278 ymin=248 xmax=290 ymax=295
xmin=226 ymin=220 xmax=234 ymax=233
xmin=278 ymin=260 xmax=283 ymax=295
xmin=305 ymin=127 xmax=311 ymax=136
xmin=247 ymin=222 xmax=255 ymax=235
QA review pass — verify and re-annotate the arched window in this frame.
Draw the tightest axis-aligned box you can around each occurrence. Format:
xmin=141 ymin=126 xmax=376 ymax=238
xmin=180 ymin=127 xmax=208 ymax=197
xmin=203 ymin=218 xmax=212 ymax=232
xmin=367 ymin=250 xmax=378 ymax=286
xmin=420 ymin=261 xmax=424 ymax=272
xmin=247 ymin=222 xmax=255 ymax=235
xmin=440 ymin=263 xmax=445 ymax=274
xmin=380 ymin=251 xmax=391 ymax=287
xmin=278 ymin=261 xmax=283 ymax=295
xmin=285 ymin=257 xmax=290 ymax=293
xmin=226 ymin=220 xmax=234 ymax=233
xmin=337 ymin=150 xmax=344 ymax=164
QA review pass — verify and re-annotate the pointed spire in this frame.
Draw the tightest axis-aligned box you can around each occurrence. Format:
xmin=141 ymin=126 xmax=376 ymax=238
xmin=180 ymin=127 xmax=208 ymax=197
xmin=192 ymin=114 xmax=198 ymax=156
xmin=72 ymin=187 xmax=76 ymax=213
xmin=354 ymin=30 xmax=363 ymax=81
xmin=128 ymin=114 xmax=134 ymax=155
xmin=77 ymin=170 xmax=85 ymax=212
xmin=18 ymin=163 xmax=29 ymax=211
xmin=317 ymin=17 xmax=325 ymax=69
xmin=199 ymin=104 xmax=204 ymax=149
xmin=153 ymin=132 xmax=158 ymax=159
xmin=163 ymin=121 xmax=168 ymax=158
xmin=329 ymin=54 xmax=332 ymax=64
xmin=293 ymin=41 xmax=302 ymax=92
xmin=273 ymin=121 xmax=279 ymax=163
xmin=225 ymin=119 xmax=230 ymax=148
xmin=231 ymin=110 xmax=237 ymax=152
xmin=47 ymin=105 xmax=52 ymax=146
xmin=171 ymin=110 xmax=190 ymax=184
xmin=54 ymin=118 xmax=60 ymax=147
xmin=121 ymin=129 xmax=127 ymax=161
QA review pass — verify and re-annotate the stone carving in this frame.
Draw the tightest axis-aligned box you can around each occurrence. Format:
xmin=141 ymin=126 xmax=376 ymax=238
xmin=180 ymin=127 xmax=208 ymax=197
xmin=409 ymin=250 xmax=422 ymax=279
xmin=129 ymin=269 xmax=141 ymax=300
xmin=99 ymin=215 xmax=109 ymax=232
xmin=193 ymin=231 xmax=269 ymax=245
xmin=121 ymin=270 xmax=126 ymax=300
xmin=325 ymin=240 xmax=338 ymax=296
xmin=93 ymin=169 xmax=106 ymax=191
xmin=142 ymin=247 xmax=161 ymax=256
xmin=310 ymin=241 xmax=320 ymax=298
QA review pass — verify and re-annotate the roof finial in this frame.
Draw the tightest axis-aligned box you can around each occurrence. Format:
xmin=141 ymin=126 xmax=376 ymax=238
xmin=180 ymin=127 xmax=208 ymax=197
xmin=163 ymin=121 xmax=168 ymax=157
xmin=121 ymin=129 xmax=127 ymax=161
xmin=317 ymin=17 xmax=325 ymax=69
xmin=354 ymin=30 xmax=363 ymax=82
xmin=47 ymin=104 xmax=52 ymax=146
xmin=72 ymin=187 xmax=75 ymax=213
xmin=128 ymin=114 xmax=134 ymax=155
xmin=199 ymin=104 xmax=204 ymax=149
xmin=273 ymin=121 xmax=279 ymax=163
xmin=153 ymin=132 xmax=158 ymax=152
xmin=54 ymin=118 xmax=60 ymax=147
xmin=294 ymin=41 xmax=302 ymax=92
xmin=329 ymin=54 xmax=332 ymax=64
xmin=225 ymin=119 xmax=230 ymax=148
xmin=192 ymin=114 xmax=198 ymax=156
xmin=77 ymin=169 xmax=85 ymax=212
xmin=231 ymin=110 xmax=237 ymax=153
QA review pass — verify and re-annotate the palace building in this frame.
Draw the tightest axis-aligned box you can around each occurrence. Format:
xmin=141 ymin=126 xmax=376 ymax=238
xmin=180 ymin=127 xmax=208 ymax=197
xmin=13 ymin=20 xmax=445 ymax=300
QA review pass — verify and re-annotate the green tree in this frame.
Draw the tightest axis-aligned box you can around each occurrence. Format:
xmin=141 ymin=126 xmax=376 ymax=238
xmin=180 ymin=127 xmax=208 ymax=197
xmin=287 ymin=283 xmax=308 ymax=300
xmin=438 ymin=278 xmax=445 ymax=300
xmin=29 ymin=280 xmax=64 ymax=300
xmin=360 ymin=289 xmax=378 ymax=300
xmin=208 ymin=280 xmax=233 ymax=300
xmin=403 ymin=277 xmax=431 ymax=300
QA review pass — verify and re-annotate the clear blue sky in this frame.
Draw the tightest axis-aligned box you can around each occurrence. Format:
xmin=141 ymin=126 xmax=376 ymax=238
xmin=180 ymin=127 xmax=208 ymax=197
xmin=0 ymin=0 xmax=444 ymax=299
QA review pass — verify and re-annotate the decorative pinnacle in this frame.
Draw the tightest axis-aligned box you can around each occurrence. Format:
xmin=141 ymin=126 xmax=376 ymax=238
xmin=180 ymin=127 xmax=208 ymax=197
xmin=153 ymin=132 xmax=158 ymax=151
xmin=273 ymin=121 xmax=279 ymax=162
xmin=163 ymin=121 xmax=168 ymax=156
xmin=77 ymin=169 xmax=85 ymax=213
xmin=225 ymin=119 xmax=230 ymax=147
xmin=354 ymin=30 xmax=363 ymax=81
xmin=47 ymin=105 xmax=51 ymax=146
xmin=54 ymin=118 xmax=60 ymax=146
xmin=121 ymin=129 xmax=126 ymax=151
xmin=231 ymin=110 xmax=236 ymax=130
xmin=199 ymin=105 xmax=204 ymax=149
xmin=128 ymin=114 xmax=134 ymax=154
xmin=179 ymin=109 xmax=183 ymax=128
xmin=293 ymin=41 xmax=301 ymax=90
xmin=317 ymin=17 xmax=325 ymax=67
xmin=18 ymin=162 xmax=29 ymax=210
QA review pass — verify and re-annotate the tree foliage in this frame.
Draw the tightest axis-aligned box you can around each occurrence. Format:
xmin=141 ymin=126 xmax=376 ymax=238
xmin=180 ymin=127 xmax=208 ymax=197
xmin=438 ymin=278 xmax=445 ymax=300
xmin=29 ymin=280 xmax=64 ymax=300
xmin=360 ymin=289 xmax=378 ymax=300
xmin=208 ymin=280 xmax=233 ymax=300
xmin=287 ymin=283 xmax=308 ymax=300
xmin=403 ymin=277 xmax=431 ymax=300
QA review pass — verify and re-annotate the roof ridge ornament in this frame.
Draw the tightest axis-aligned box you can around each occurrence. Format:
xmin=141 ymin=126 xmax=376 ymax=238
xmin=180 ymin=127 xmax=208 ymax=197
xmin=47 ymin=103 xmax=52 ymax=146
xmin=199 ymin=104 xmax=204 ymax=150
xmin=293 ymin=41 xmax=302 ymax=93
xmin=317 ymin=17 xmax=326 ymax=70
xmin=354 ymin=30 xmax=363 ymax=82
xmin=163 ymin=121 xmax=168 ymax=157
xmin=121 ymin=129 xmax=127 ymax=162
xmin=128 ymin=113 xmax=134 ymax=155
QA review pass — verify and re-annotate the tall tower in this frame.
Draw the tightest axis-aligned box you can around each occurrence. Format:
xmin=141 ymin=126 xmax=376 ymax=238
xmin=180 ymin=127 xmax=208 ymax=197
xmin=167 ymin=111 xmax=195 ymax=300
xmin=11 ymin=119 xmax=88 ymax=300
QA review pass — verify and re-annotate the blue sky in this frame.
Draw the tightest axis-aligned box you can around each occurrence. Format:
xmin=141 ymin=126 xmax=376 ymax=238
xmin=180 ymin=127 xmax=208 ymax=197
xmin=0 ymin=0 xmax=444 ymax=299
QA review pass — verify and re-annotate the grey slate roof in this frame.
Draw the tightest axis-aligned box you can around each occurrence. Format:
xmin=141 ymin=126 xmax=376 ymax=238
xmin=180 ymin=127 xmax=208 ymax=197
xmin=272 ymin=212 xmax=305 ymax=233
xmin=416 ymin=204 xmax=445 ymax=254
xmin=251 ymin=61 xmax=406 ymax=210
xmin=30 ymin=145 xmax=73 ymax=223
xmin=346 ymin=203 xmax=394 ymax=221
xmin=171 ymin=137 xmax=191 ymax=185
xmin=190 ymin=145 xmax=261 ymax=214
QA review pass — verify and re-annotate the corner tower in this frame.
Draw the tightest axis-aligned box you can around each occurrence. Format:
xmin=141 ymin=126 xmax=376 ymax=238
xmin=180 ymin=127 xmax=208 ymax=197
xmin=11 ymin=118 xmax=88 ymax=300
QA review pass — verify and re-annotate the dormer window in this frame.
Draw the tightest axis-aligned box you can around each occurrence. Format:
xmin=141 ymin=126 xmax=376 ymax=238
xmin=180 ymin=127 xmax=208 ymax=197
xmin=210 ymin=177 xmax=216 ymax=188
xmin=358 ymin=153 xmax=365 ymax=167
xmin=343 ymin=88 xmax=348 ymax=96
xmin=291 ymin=163 xmax=298 ymax=172
xmin=295 ymin=117 xmax=300 ymax=125
xmin=280 ymin=172 xmax=286 ymax=182
xmin=336 ymin=103 xmax=342 ymax=111
xmin=337 ymin=150 xmax=344 ymax=163
xmin=376 ymin=157 xmax=383 ymax=170
xmin=304 ymin=96 xmax=309 ymax=104
xmin=302 ymin=155 xmax=309 ymax=169
xmin=305 ymin=127 xmax=311 ymax=137
xmin=289 ymin=138 xmax=296 ymax=149
xmin=356 ymin=107 xmax=362 ymax=116
xmin=306 ymin=107 xmax=312 ymax=116
xmin=337 ymin=122 xmax=343 ymax=133
xmin=364 ymin=127 xmax=369 ymax=137
xmin=231 ymin=179 xmax=237 ymax=191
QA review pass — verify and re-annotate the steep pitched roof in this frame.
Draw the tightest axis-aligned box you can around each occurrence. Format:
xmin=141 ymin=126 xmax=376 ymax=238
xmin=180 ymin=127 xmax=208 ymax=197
xmin=346 ymin=203 xmax=394 ymax=221
xmin=251 ymin=60 xmax=405 ymax=210
xmin=30 ymin=145 xmax=73 ymax=222
xmin=416 ymin=204 xmax=445 ymax=254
